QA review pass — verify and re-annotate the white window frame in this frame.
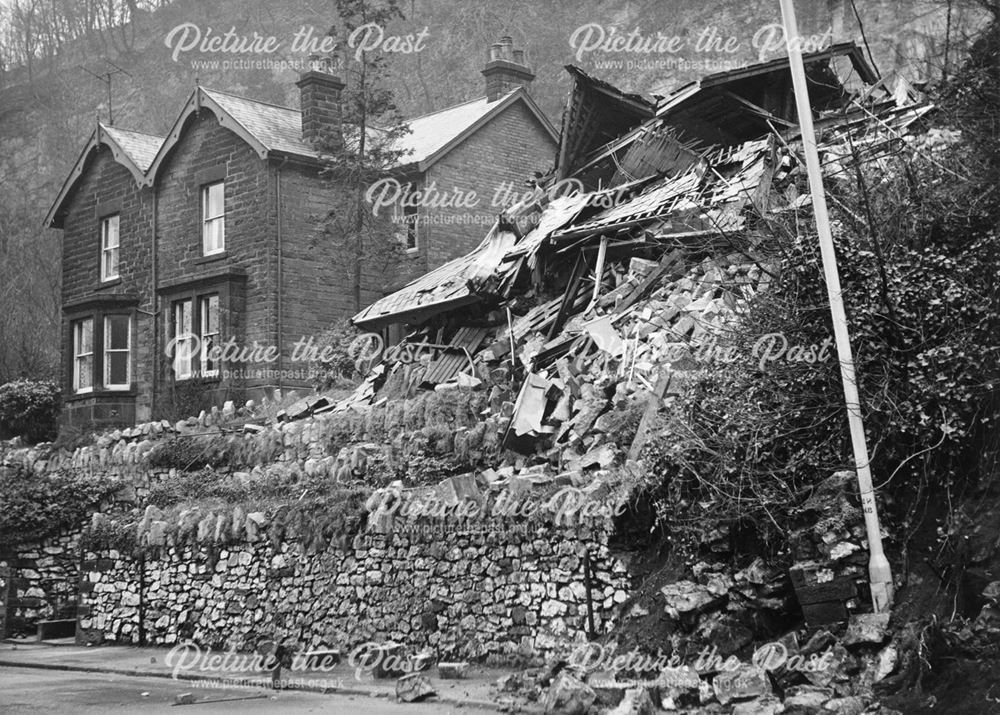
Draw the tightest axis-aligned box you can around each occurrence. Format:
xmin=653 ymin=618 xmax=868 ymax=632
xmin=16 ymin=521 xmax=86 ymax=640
xmin=103 ymin=315 xmax=131 ymax=390
xmin=100 ymin=214 xmax=120 ymax=281
xmin=172 ymin=299 xmax=194 ymax=380
xmin=199 ymin=294 xmax=220 ymax=377
xmin=72 ymin=318 xmax=94 ymax=394
xmin=201 ymin=181 xmax=226 ymax=256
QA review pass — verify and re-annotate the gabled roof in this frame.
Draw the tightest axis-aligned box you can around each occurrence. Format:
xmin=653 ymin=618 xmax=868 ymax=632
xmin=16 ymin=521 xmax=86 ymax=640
xmin=392 ymin=86 xmax=558 ymax=172
xmin=144 ymin=86 xmax=310 ymax=184
xmin=100 ymin=125 xmax=163 ymax=172
xmin=45 ymin=122 xmax=164 ymax=228
xmin=557 ymin=65 xmax=656 ymax=179
xmin=144 ymin=84 xmax=558 ymax=185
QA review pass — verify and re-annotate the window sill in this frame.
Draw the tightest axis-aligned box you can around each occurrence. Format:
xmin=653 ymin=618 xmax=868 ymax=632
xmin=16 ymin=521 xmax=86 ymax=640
xmin=64 ymin=389 xmax=138 ymax=403
xmin=171 ymin=375 xmax=223 ymax=386
xmin=196 ymin=251 xmax=228 ymax=265
xmin=98 ymin=277 xmax=122 ymax=288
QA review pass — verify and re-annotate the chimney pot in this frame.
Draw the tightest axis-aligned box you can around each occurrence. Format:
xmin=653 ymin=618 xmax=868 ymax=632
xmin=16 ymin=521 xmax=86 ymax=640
xmin=482 ymin=36 xmax=535 ymax=102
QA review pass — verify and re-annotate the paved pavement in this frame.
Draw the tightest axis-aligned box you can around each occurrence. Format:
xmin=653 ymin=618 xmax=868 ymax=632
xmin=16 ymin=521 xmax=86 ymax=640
xmin=0 ymin=666 xmax=490 ymax=713
xmin=0 ymin=640 xmax=527 ymax=713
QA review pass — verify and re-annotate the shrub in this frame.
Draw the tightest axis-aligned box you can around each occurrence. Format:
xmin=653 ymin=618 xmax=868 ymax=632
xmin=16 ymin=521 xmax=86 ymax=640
xmin=0 ymin=464 xmax=120 ymax=544
xmin=0 ymin=379 xmax=60 ymax=444
xmin=310 ymin=319 xmax=370 ymax=391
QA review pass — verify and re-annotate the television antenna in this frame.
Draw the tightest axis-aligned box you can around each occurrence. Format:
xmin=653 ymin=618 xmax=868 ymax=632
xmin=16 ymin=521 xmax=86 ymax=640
xmin=80 ymin=59 xmax=132 ymax=125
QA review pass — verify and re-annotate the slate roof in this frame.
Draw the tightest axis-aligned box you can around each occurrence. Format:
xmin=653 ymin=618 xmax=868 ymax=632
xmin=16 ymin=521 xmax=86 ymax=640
xmin=44 ymin=122 xmax=165 ymax=228
xmin=201 ymin=86 xmax=553 ymax=170
xmin=391 ymin=90 xmax=519 ymax=167
xmin=202 ymin=88 xmax=317 ymax=158
xmin=100 ymin=125 xmax=164 ymax=172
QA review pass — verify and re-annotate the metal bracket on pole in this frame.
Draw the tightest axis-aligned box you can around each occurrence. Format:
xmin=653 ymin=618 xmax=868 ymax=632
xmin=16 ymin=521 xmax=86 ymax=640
xmin=778 ymin=0 xmax=894 ymax=612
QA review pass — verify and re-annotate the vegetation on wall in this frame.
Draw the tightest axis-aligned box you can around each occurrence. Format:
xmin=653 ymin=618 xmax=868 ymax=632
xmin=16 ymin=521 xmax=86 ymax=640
xmin=0 ymin=463 xmax=120 ymax=544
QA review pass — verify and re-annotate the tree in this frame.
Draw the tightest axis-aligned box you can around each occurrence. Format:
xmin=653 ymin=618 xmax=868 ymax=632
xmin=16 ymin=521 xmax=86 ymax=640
xmin=316 ymin=0 xmax=412 ymax=313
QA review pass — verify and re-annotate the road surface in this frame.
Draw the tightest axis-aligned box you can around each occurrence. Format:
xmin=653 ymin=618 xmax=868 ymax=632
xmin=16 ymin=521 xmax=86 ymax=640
xmin=0 ymin=666 xmax=495 ymax=714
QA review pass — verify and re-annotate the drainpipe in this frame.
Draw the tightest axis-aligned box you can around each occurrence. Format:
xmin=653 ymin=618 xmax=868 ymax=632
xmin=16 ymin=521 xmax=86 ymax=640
xmin=275 ymin=158 xmax=288 ymax=394
xmin=150 ymin=190 xmax=158 ymax=418
xmin=779 ymin=0 xmax=893 ymax=612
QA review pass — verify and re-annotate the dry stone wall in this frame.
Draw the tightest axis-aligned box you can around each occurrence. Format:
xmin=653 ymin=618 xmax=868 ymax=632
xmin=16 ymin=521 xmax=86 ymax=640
xmin=0 ymin=531 xmax=81 ymax=636
xmin=78 ymin=521 xmax=631 ymax=661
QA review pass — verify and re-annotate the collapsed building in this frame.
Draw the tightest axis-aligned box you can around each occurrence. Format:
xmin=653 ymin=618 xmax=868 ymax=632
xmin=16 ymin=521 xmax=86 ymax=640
xmin=315 ymin=44 xmax=931 ymax=483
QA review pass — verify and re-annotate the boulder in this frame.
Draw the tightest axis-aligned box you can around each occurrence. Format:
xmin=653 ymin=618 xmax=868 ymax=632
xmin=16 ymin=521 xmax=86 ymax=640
xmin=843 ymin=613 xmax=890 ymax=646
xmin=395 ymin=673 xmax=435 ymax=703
xmin=544 ymin=671 xmax=596 ymax=715
xmin=660 ymin=580 xmax=724 ymax=620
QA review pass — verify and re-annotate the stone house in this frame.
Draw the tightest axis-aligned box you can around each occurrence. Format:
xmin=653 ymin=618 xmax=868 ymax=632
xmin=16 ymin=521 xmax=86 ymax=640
xmin=46 ymin=39 xmax=558 ymax=427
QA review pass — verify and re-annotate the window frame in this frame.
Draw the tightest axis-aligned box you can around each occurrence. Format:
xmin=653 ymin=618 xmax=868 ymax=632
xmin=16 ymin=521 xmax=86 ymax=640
xmin=102 ymin=314 xmax=131 ymax=390
xmin=172 ymin=298 xmax=195 ymax=380
xmin=100 ymin=214 xmax=120 ymax=282
xmin=171 ymin=292 xmax=222 ymax=381
xmin=72 ymin=318 xmax=95 ymax=394
xmin=199 ymin=294 xmax=220 ymax=378
xmin=201 ymin=181 xmax=226 ymax=256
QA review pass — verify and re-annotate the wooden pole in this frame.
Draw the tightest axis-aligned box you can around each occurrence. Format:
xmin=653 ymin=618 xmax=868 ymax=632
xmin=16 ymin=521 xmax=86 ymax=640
xmin=778 ymin=0 xmax=893 ymax=612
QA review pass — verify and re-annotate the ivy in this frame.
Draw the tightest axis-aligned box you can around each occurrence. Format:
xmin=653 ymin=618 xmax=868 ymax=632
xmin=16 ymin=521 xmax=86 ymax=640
xmin=0 ymin=463 xmax=121 ymax=545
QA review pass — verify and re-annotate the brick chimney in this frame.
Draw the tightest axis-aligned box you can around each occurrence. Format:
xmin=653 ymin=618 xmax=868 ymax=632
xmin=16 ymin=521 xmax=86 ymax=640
xmin=482 ymin=36 xmax=535 ymax=102
xmin=296 ymin=58 xmax=345 ymax=150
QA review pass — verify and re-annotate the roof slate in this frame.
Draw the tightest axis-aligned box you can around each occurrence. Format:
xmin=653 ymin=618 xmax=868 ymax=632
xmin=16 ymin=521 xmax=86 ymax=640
xmin=101 ymin=125 xmax=164 ymax=172
xmin=202 ymin=88 xmax=318 ymax=158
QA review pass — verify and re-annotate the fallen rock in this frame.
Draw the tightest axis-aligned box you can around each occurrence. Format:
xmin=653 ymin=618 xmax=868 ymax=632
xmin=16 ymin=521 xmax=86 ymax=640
xmin=544 ymin=671 xmax=596 ymax=715
xmin=870 ymin=644 xmax=898 ymax=683
xmin=395 ymin=673 xmax=436 ymax=703
xmin=660 ymin=580 xmax=724 ymax=620
xmin=732 ymin=695 xmax=784 ymax=715
xmin=823 ymin=695 xmax=869 ymax=715
xmin=712 ymin=664 xmax=772 ymax=705
xmin=609 ymin=687 xmax=656 ymax=715
xmin=784 ymin=684 xmax=833 ymax=709
xmin=656 ymin=665 xmax=702 ymax=706
xmin=843 ymin=613 xmax=890 ymax=646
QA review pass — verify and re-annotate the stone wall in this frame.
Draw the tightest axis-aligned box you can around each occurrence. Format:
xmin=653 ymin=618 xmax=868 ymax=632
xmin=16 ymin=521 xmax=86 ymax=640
xmin=0 ymin=530 xmax=82 ymax=637
xmin=78 ymin=520 xmax=631 ymax=661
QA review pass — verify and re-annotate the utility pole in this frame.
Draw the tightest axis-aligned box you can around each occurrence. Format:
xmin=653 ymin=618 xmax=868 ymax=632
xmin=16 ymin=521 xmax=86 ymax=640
xmin=778 ymin=0 xmax=894 ymax=612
